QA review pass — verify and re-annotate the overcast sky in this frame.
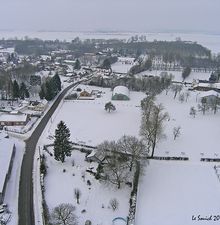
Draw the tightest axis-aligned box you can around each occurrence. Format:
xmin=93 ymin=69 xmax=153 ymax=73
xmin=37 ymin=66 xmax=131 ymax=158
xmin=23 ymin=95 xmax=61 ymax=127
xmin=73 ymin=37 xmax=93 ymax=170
xmin=0 ymin=0 xmax=219 ymax=33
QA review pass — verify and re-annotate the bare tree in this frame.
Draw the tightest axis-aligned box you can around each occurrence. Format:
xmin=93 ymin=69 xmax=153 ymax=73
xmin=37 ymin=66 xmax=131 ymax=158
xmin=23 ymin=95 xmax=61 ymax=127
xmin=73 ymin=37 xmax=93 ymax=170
xmin=173 ymin=126 xmax=181 ymax=140
xmin=74 ymin=188 xmax=81 ymax=204
xmin=189 ymin=106 xmax=196 ymax=118
xmin=198 ymin=97 xmax=209 ymax=115
xmin=51 ymin=203 xmax=77 ymax=225
xmin=178 ymin=93 xmax=185 ymax=103
xmin=105 ymin=101 xmax=116 ymax=113
xmin=117 ymin=135 xmax=148 ymax=171
xmin=97 ymin=141 xmax=131 ymax=189
xmin=185 ymin=91 xmax=190 ymax=102
xmin=171 ymin=84 xmax=182 ymax=99
xmin=140 ymin=103 xmax=169 ymax=157
xmin=109 ymin=198 xmax=119 ymax=211
xmin=209 ymin=96 xmax=220 ymax=114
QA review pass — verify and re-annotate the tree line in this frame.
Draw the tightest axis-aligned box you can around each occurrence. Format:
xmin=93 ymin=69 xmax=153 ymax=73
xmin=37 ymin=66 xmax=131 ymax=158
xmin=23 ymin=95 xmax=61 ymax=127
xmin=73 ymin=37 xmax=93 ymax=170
xmin=39 ymin=73 xmax=61 ymax=101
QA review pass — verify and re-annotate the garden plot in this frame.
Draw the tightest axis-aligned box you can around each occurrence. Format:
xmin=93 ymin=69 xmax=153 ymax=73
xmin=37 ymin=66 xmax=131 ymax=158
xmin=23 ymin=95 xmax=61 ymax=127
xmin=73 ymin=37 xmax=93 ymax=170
xmin=136 ymin=160 xmax=220 ymax=225
xmin=45 ymin=150 xmax=131 ymax=225
xmin=40 ymin=85 xmax=145 ymax=224
xmin=154 ymin=88 xmax=220 ymax=160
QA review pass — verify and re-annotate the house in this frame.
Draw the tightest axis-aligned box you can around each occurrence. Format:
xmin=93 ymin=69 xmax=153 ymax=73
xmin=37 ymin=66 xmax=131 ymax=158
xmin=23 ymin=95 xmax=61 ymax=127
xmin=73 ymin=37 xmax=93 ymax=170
xmin=0 ymin=133 xmax=16 ymax=204
xmin=86 ymin=150 xmax=106 ymax=163
xmin=112 ymin=86 xmax=130 ymax=100
xmin=199 ymin=90 xmax=220 ymax=103
xmin=28 ymin=100 xmax=48 ymax=112
xmin=0 ymin=112 xmax=28 ymax=126
xmin=80 ymin=90 xmax=91 ymax=97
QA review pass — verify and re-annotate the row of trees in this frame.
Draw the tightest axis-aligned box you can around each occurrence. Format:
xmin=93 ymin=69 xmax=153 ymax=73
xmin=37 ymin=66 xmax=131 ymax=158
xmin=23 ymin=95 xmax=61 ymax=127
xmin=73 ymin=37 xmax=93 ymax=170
xmin=12 ymin=80 xmax=30 ymax=99
xmin=89 ymin=73 xmax=173 ymax=97
xmin=129 ymin=58 xmax=152 ymax=75
xmin=39 ymin=73 xmax=61 ymax=101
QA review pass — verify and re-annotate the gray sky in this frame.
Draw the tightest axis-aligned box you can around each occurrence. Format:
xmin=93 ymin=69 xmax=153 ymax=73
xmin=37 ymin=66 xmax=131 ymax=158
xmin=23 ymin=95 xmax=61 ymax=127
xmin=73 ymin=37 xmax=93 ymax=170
xmin=0 ymin=0 xmax=220 ymax=33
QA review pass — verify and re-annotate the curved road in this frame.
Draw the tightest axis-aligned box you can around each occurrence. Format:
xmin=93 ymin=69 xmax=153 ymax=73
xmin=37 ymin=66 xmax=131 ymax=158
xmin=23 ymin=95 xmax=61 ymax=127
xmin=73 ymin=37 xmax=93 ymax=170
xmin=18 ymin=82 xmax=79 ymax=225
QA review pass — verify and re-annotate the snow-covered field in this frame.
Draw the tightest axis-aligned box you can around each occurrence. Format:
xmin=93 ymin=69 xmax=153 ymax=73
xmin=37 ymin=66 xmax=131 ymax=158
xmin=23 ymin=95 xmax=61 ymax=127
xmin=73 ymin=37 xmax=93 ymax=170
xmin=136 ymin=86 xmax=220 ymax=225
xmin=136 ymin=70 xmax=211 ymax=83
xmin=3 ymin=137 xmax=25 ymax=225
xmin=155 ymin=88 xmax=220 ymax=160
xmin=38 ymin=85 xmax=145 ymax=224
xmin=112 ymin=57 xmax=135 ymax=74
xmin=46 ymin=85 xmax=145 ymax=146
xmin=136 ymin=161 xmax=220 ymax=225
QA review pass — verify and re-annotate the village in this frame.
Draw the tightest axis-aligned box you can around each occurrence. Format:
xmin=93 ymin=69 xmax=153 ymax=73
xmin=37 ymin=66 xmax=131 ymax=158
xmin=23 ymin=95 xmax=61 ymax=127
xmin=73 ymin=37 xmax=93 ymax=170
xmin=0 ymin=35 xmax=220 ymax=225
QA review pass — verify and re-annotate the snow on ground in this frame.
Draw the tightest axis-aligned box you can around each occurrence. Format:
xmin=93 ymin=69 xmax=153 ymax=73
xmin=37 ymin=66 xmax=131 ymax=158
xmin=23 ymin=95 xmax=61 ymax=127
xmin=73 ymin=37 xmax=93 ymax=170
xmin=136 ymin=161 xmax=220 ymax=225
xmin=46 ymin=85 xmax=145 ymax=146
xmin=3 ymin=137 xmax=25 ymax=225
xmin=136 ymin=70 xmax=211 ymax=82
xmin=136 ymin=86 xmax=220 ymax=225
xmin=111 ymin=57 xmax=135 ymax=74
xmin=154 ymin=88 xmax=220 ymax=160
xmin=45 ymin=150 xmax=131 ymax=225
xmin=37 ymin=85 xmax=145 ymax=224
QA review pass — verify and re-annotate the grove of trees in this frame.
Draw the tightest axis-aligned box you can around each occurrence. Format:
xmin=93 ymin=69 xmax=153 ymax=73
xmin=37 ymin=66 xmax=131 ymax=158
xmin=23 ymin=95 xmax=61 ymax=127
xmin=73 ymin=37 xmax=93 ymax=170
xmin=39 ymin=73 xmax=61 ymax=100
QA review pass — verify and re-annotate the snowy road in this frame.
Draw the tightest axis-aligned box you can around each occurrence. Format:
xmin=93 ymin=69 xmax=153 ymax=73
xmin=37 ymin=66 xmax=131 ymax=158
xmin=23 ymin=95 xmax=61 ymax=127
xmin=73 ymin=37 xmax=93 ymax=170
xmin=18 ymin=81 xmax=80 ymax=225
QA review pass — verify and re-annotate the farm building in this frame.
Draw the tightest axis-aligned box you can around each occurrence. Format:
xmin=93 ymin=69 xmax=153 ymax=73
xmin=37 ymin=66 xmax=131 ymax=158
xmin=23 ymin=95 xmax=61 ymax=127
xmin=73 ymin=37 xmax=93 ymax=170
xmin=0 ymin=112 xmax=28 ymax=126
xmin=112 ymin=86 xmax=130 ymax=100
xmin=0 ymin=133 xmax=16 ymax=204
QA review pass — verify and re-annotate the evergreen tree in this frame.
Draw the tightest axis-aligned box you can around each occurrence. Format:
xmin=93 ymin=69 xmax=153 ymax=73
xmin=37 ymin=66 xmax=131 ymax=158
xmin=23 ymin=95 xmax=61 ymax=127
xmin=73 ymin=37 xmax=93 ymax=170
xmin=12 ymin=80 xmax=20 ymax=99
xmin=54 ymin=121 xmax=72 ymax=163
xmin=102 ymin=58 xmax=111 ymax=70
xmin=182 ymin=66 xmax=191 ymax=81
xmin=19 ymin=82 xmax=29 ymax=99
xmin=39 ymin=84 xmax=45 ymax=99
xmin=45 ymin=80 xmax=54 ymax=101
xmin=74 ymin=59 xmax=81 ymax=70
xmin=52 ymin=73 xmax=62 ymax=94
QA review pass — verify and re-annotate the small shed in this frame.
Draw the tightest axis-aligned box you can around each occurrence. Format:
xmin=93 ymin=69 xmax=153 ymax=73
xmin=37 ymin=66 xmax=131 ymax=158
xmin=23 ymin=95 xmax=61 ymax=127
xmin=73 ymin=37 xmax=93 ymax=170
xmin=112 ymin=86 xmax=130 ymax=100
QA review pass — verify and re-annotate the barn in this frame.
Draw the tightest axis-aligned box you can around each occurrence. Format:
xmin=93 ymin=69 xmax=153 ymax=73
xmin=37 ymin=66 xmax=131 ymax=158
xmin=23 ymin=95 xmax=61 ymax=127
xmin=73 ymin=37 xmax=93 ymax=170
xmin=112 ymin=86 xmax=130 ymax=100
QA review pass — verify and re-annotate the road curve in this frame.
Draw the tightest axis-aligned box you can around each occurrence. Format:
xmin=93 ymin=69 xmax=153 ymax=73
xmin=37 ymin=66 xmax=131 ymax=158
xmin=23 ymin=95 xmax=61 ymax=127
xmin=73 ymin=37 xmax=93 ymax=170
xmin=18 ymin=82 xmax=78 ymax=225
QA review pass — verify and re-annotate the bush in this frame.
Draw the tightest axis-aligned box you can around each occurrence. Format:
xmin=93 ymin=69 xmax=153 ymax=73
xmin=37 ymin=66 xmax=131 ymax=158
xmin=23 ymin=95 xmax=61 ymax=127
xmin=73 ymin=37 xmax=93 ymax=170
xmin=109 ymin=198 xmax=119 ymax=211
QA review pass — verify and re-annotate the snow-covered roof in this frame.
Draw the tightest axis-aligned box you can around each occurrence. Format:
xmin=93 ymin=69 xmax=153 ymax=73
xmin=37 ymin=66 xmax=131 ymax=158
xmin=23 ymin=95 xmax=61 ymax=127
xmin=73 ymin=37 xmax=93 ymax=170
xmin=0 ymin=113 xmax=27 ymax=122
xmin=200 ymin=90 xmax=220 ymax=98
xmin=196 ymin=83 xmax=220 ymax=89
xmin=113 ymin=86 xmax=130 ymax=97
xmin=0 ymin=133 xmax=14 ymax=193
